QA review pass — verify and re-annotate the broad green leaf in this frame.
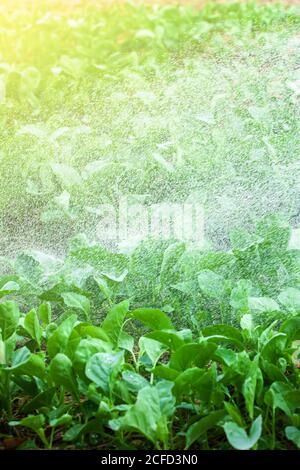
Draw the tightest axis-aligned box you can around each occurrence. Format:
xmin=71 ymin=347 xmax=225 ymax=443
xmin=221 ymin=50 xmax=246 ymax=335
xmin=159 ymin=242 xmax=186 ymax=286
xmin=169 ymin=342 xmax=217 ymax=371
xmin=139 ymin=337 xmax=167 ymax=367
xmin=14 ymin=253 xmax=43 ymax=286
xmin=230 ymin=279 xmax=254 ymax=311
xmin=240 ymin=314 xmax=253 ymax=331
xmin=22 ymin=388 xmax=56 ymax=414
xmin=0 ymin=280 xmax=20 ymax=298
xmin=186 ymin=410 xmax=226 ymax=449
xmin=47 ymin=314 xmax=77 ymax=358
xmin=118 ymin=331 xmax=134 ymax=354
xmin=224 ymin=402 xmax=245 ymax=428
xmin=156 ymin=380 xmax=175 ymax=418
xmin=260 ymin=333 xmax=286 ymax=362
xmin=285 ymin=426 xmax=300 ymax=448
xmin=10 ymin=352 xmax=45 ymax=379
xmin=49 ymin=414 xmax=73 ymax=428
xmin=38 ymin=303 xmax=51 ymax=326
xmin=202 ymin=324 xmax=243 ymax=344
xmin=248 ymin=297 xmax=280 ymax=313
xmin=224 ymin=415 xmax=262 ymax=450
xmin=130 ymin=308 xmax=173 ymax=330
xmin=9 ymin=412 xmax=48 ymax=447
xmin=213 ymin=348 xmax=236 ymax=366
xmin=122 ymin=371 xmax=149 ymax=393
xmin=10 ymin=414 xmax=45 ymax=433
xmin=49 ymin=353 xmax=79 ymax=399
xmin=61 ymin=292 xmax=90 ymax=319
xmin=9 ymin=346 xmax=30 ymax=369
xmin=6 ymin=346 xmax=45 ymax=378
xmin=264 ymin=382 xmax=293 ymax=417
xmin=198 ymin=270 xmax=226 ymax=299
xmin=73 ymin=338 xmax=112 ymax=379
xmin=51 ymin=163 xmax=82 ymax=187
xmin=278 ymin=288 xmax=300 ymax=312
xmin=260 ymin=358 xmax=288 ymax=383
xmin=24 ymin=309 xmax=42 ymax=346
xmin=144 ymin=329 xmax=185 ymax=351
xmin=101 ymin=300 xmax=129 ymax=346
xmin=85 ymin=351 xmax=124 ymax=394
xmin=109 ymin=385 xmax=166 ymax=445
xmin=63 ymin=423 xmax=85 ymax=442
xmin=173 ymin=367 xmax=203 ymax=398
xmin=152 ymin=365 xmax=179 ymax=381
xmin=280 ymin=317 xmax=300 ymax=343
xmin=0 ymin=301 xmax=20 ymax=340
xmin=74 ymin=323 xmax=110 ymax=343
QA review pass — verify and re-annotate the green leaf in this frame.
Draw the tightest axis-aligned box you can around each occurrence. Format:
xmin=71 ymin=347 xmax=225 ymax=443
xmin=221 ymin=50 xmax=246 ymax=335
xmin=156 ymin=380 xmax=175 ymax=418
xmin=122 ymin=371 xmax=149 ymax=393
xmin=169 ymin=342 xmax=217 ymax=371
xmin=38 ymin=303 xmax=51 ymax=326
xmin=24 ymin=309 xmax=42 ymax=346
xmin=0 ymin=279 xmax=20 ymax=298
xmin=264 ymin=382 xmax=293 ymax=417
xmin=0 ymin=339 xmax=5 ymax=365
xmin=0 ymin=301 xmax=20 ymax=340
xmin=159 ymin=242 xmax=186 ymax=286
xmin=101 ymin=300 xmax=129 ymax=346
xmin=5 ymin=345 xmax=45 ymax=378
xmin=173 ymin=367 xmax=203 ymax=398
xmin=144 ymin=329 xmax=185 ymax=351
xmin=174 ymin=367 xmax=220 ymax=404
xmin=11 ymin=353 xmax=45 ymax=379
xmin=198 ymin=270 xmax=226 ymax=299
xmin=186 ymin=410 xmax=226 ymax=449
xmin=130 ymin=308 xmax=173 ymax=330
xmin=61 ymin=292 xmax=90 ymax=319
xmin=73 ymin=338 xmax=112 ymax=379
xmin=47 ymin=314 xmax=77 ymax=358
xmin=85 ymin=351 xmax=124 ymax=394
xmin=278 ymin=288 xmax=300 ymax=312
xmin=224 ymin=415 xmax=262 ymax=450
xmin=230 ymin=280 xmax=254 ymax=311
xmin=51 ymin=163 xmax=82 ymax=187
xmin=9 ymin=346 xmax=30 ymax=369
xmin=242 ymin=356 xmax=259 ymax=419
xmin=49 ymin=414 xmax=72 ymax=428
xmin=240 ymin=314 xmax=253 ymax=331
xmin=260 ymin=359 xmax=288 ymax=383
xmin=224 ymin=402 xmax=245 ymax=428
xmin=248 ymin=297 xmax=280 ymax=313
xmin=139 ymin=337 xmax=167 ymax=367
xmin=280 ymin=317 xmax=300 ymax=343
xmin=152 ymin=365 xmax=179 ymax=381
xmin=21 ymin=388 xmax=56 ymax=414
xmin=202 ymin=324 xmax=243 ymax=344
xmin=118 ymin=331 xmax=134 ymax=354
xmin=285 ymin=426 xmax=300 ymax=448
xmin=109 ymin=385 xmax=167 ymax=445
xmin=74 ymin=323 xmax=110 ymax=342
xmin=260 ymin=333 xmax=286 ymax=362
xmin=63 ymin=423 xmax=85 ymax=442
xmin=49 ymin=353 xmax=79 ymax=398
xmin=10 ymin=414 xmax=45 ymax=433
xmin=14 ymin=253 xmax=43 ymax=286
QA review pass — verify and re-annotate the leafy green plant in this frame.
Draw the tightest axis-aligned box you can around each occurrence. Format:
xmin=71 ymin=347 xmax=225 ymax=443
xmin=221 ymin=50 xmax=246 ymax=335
xmin=0 ymin=286 xmax=300 ymax=450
